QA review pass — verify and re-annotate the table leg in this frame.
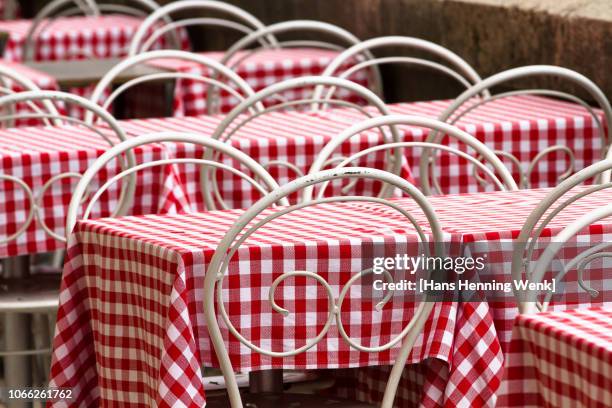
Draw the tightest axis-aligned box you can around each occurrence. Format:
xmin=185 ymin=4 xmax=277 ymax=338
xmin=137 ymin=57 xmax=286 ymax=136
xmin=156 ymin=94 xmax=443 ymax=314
xmin=2 ymin=256 xmax=32 ymax=408
xmin=249 ymin=369 xmax=284 ymax=393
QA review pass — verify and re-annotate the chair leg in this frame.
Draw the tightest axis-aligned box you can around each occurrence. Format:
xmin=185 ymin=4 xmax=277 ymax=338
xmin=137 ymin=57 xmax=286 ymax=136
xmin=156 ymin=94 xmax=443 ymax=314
xmin=2 ymin=256 xmax=33 ymax=408
xmin=31 ymin=314 xmax=51 ymax=386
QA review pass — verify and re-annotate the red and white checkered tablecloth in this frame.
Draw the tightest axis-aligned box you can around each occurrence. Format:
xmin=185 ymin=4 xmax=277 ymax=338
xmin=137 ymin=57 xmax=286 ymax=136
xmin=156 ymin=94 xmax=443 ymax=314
xmin=112 ymin=95 xmax=604 ymax=206
xmin=146 ymin=48 xmax=371 ymax=116
xmin=326 ymin=95 xmax=605 ymax=193
xmin=498 ymin=307 xmax=612 ymax=407
xmin=0 ymin=124 xmax=189 ymax=258
xmin=113 ymin=111 xmax=411 ymax=211
xmin=48 ymin=187 xmax=612 ymax=407
xmin=0 ymin=15 xmax=177 ymax=62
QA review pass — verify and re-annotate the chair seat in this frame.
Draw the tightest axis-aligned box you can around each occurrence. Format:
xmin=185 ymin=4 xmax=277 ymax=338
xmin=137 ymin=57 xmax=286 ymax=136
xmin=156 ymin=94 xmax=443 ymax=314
xmin=206 ymin=392 xmax=374 ymax=408
xmin=0 ymin=274 xmax=60 ymax=313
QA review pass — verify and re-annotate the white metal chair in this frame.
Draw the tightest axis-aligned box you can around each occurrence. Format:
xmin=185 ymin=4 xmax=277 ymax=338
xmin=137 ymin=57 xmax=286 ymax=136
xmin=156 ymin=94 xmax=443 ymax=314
xmin=128 ymin=0 xmax=275 ymax=56
xmin=217 ymin=20 xmax=382 ymax=95
xmin=203 ymin=167 xmax=444 ymax=408
xmin=309 ymin=115 xmax=518 ymax=198
xmin=22 ymin=0 xmax=96 ymax=61
xmin=86 ymin=49 xmax=258 ymax=119
xmin=0 ymin=63 xmax=52 ymax=128
xmin=0 ymin=90 xmax=132 ymax=243
xmin=511 ymin=158 xmax=612 ymax=314
xmin=206 ymin=76 xmax=402 ymax=201
xmin=314 ymin=36 xmax=487 ymax=100
xmin=65 ymin=131 xmax=287 ymax=235
xmin=432 ymin=65 xmax=612 ymax=189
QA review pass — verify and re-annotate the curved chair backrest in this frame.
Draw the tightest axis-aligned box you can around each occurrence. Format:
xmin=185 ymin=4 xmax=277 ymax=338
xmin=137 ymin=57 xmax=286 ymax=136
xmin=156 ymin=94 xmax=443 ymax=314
xmin=203 ymin=166 xmax=444 ymax=408
xmin=431 ymin=65 xmax=612 ymax=188
xmin=309 ymin=114 xmax=518 ymax=198
xmin=23 ymin=0 xmax=96 ymax=61
xmin=0 ymin=90 xmax=134 ymax=242
xmin=0 ymin=64 xmax=56 ymax=127
xmin=206 ymin=76 xmax=402 ymax=199
xmin=314 ymin=36 xmax=486 ymax=100
xmin=522 ymin=204 xmax=612 ymax=314
xmin=128 ymin=0 xmax=275 ymax=55
xmin=219 ymin=20 xmax=382 ymax=90
xmin=511 ymin=158 xmax=612 ymax=314
xmin=65 ymin=131 xmax=287 ymax=236
xmin=86 ymin=50 xmax=258 ymax=121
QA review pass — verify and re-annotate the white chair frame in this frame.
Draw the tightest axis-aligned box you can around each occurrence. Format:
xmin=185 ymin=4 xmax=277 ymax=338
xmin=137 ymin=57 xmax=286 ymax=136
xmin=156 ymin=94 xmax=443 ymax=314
xmin=218 ymin=20 xmax=382 ymax=92
xmin=86 ymin=49 xmax=259 ymax=121
xmin=308 ymin=114 xmax=518 ymax=198
xmin=0 ymin=90 xmax=133 ymax=243
xmin=203 ymin=167 xmax=444 ymax=408
xmin=22 ymin=0 xmax=97 ymax=61
xmin=313 ymin=36 xmax=487 ymax=100
xmin=431 ymin=65 xmax=612 ymax=189
xmin=511 ymin=158 xmax=612 ymax=314
xmin=128 ymin=0 xmax=276 ymax=56
xmin=206 ymin=76 xmax=402 ymax=202
xmin=65 ymin=131 xmax=288 ymax=236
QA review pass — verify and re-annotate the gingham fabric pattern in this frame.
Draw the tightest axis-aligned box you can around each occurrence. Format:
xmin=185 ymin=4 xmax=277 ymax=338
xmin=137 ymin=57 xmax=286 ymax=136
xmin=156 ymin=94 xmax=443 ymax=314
xmin=113 ymin=95 xmax=604 ymax=201
xmin=0 ymin=15 xmax=180 ymax=62
xmin=49 ymin=191 xmax=506 ymax=407
xmin=113 ymin=112 xmax=412 ymax=211
xmin=498 ymin=307 xmax=612 ymax=407
xmin=146 ymin=49 xmax=371 ymax=116
xmin=0 ymin=124 xmax=189 ymax=258
xmin=350 ymin=187 xmax=612 ymax=406
xmin=327 ymin=95 xmax=605 ymax=193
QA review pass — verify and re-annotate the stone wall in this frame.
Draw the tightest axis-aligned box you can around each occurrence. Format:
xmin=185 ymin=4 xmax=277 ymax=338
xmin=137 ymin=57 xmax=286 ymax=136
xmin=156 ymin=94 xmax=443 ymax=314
xmin=23 ymin=0 xmax=612 ymax=101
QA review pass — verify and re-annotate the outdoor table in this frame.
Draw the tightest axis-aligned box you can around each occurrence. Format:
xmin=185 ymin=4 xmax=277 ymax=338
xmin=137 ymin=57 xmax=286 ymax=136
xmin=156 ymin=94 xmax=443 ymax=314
xmin=47 ymin=186 xmax=612 ymax=406
xmin=0 ymin=15 xmax=179 ymax=62
xmin=498 ymin=307 xmax=612 ymax=407
xmin=22 ymin=57 xmax=172 ymax=89
xmin=112 ymin=95 xmax=604 ymax=204
xmin=146 ymin=48 xmax=371 ymax=115
xmin=328 ymin=95 xmax=605 ymax=192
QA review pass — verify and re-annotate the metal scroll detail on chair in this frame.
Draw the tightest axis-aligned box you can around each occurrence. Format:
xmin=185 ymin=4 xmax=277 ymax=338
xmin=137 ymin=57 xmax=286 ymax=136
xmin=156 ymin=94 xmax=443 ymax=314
xmin=65 ymin=131 xmax=287 ymax=236
xmin=203 ymin=167 xmax=445 ymax=408
xmin=206 ymin=76 xmax=402 ymax=208
xmin=86 ymin=50 xmax=259 ymax=119
xmin=432 ymin=65 xmax=612 ymax=190
xmin=511 ymin=158 xmax=612 ymax=314
xmin=309 ymin=115 xmax=518 ymax=197
xmin=128 ymin=0 xmax=276 ymax=55
xmin=313 ymin=36 xmax=488 ymax=101
xmin=0 ymin=90 xmax=132 ymax=244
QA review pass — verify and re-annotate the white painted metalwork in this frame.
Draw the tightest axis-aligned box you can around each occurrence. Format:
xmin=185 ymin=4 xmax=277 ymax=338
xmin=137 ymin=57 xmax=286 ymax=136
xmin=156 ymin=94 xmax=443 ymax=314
xmin=0 ymin=90 xmax=132 ymax=244
xmin=313 ymin=36 xmax=487 ymax=100
xmin=218 ymin=20 xmax=382 ymax=98
xmin=206 ymin=76 xmax=402 ymax=202
xmin=23 ymin=0 xmax=96 ymax=61
xmin=65 ymin=132 xmax=287 ymax=236
xmin=309 ymin=115 xmax=518 ymax=197
xmin=511 ymin=159 xmax=612 ymax=314
xmin=86 ymin=50 xmax=258 ymax=119
xmin=128 ymin=0 xmax=276 ymax=55
xmin=433 ymin=65 xmax=612 ymax=188
xmin=203 ymin=167 xmax=444 ymax=407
